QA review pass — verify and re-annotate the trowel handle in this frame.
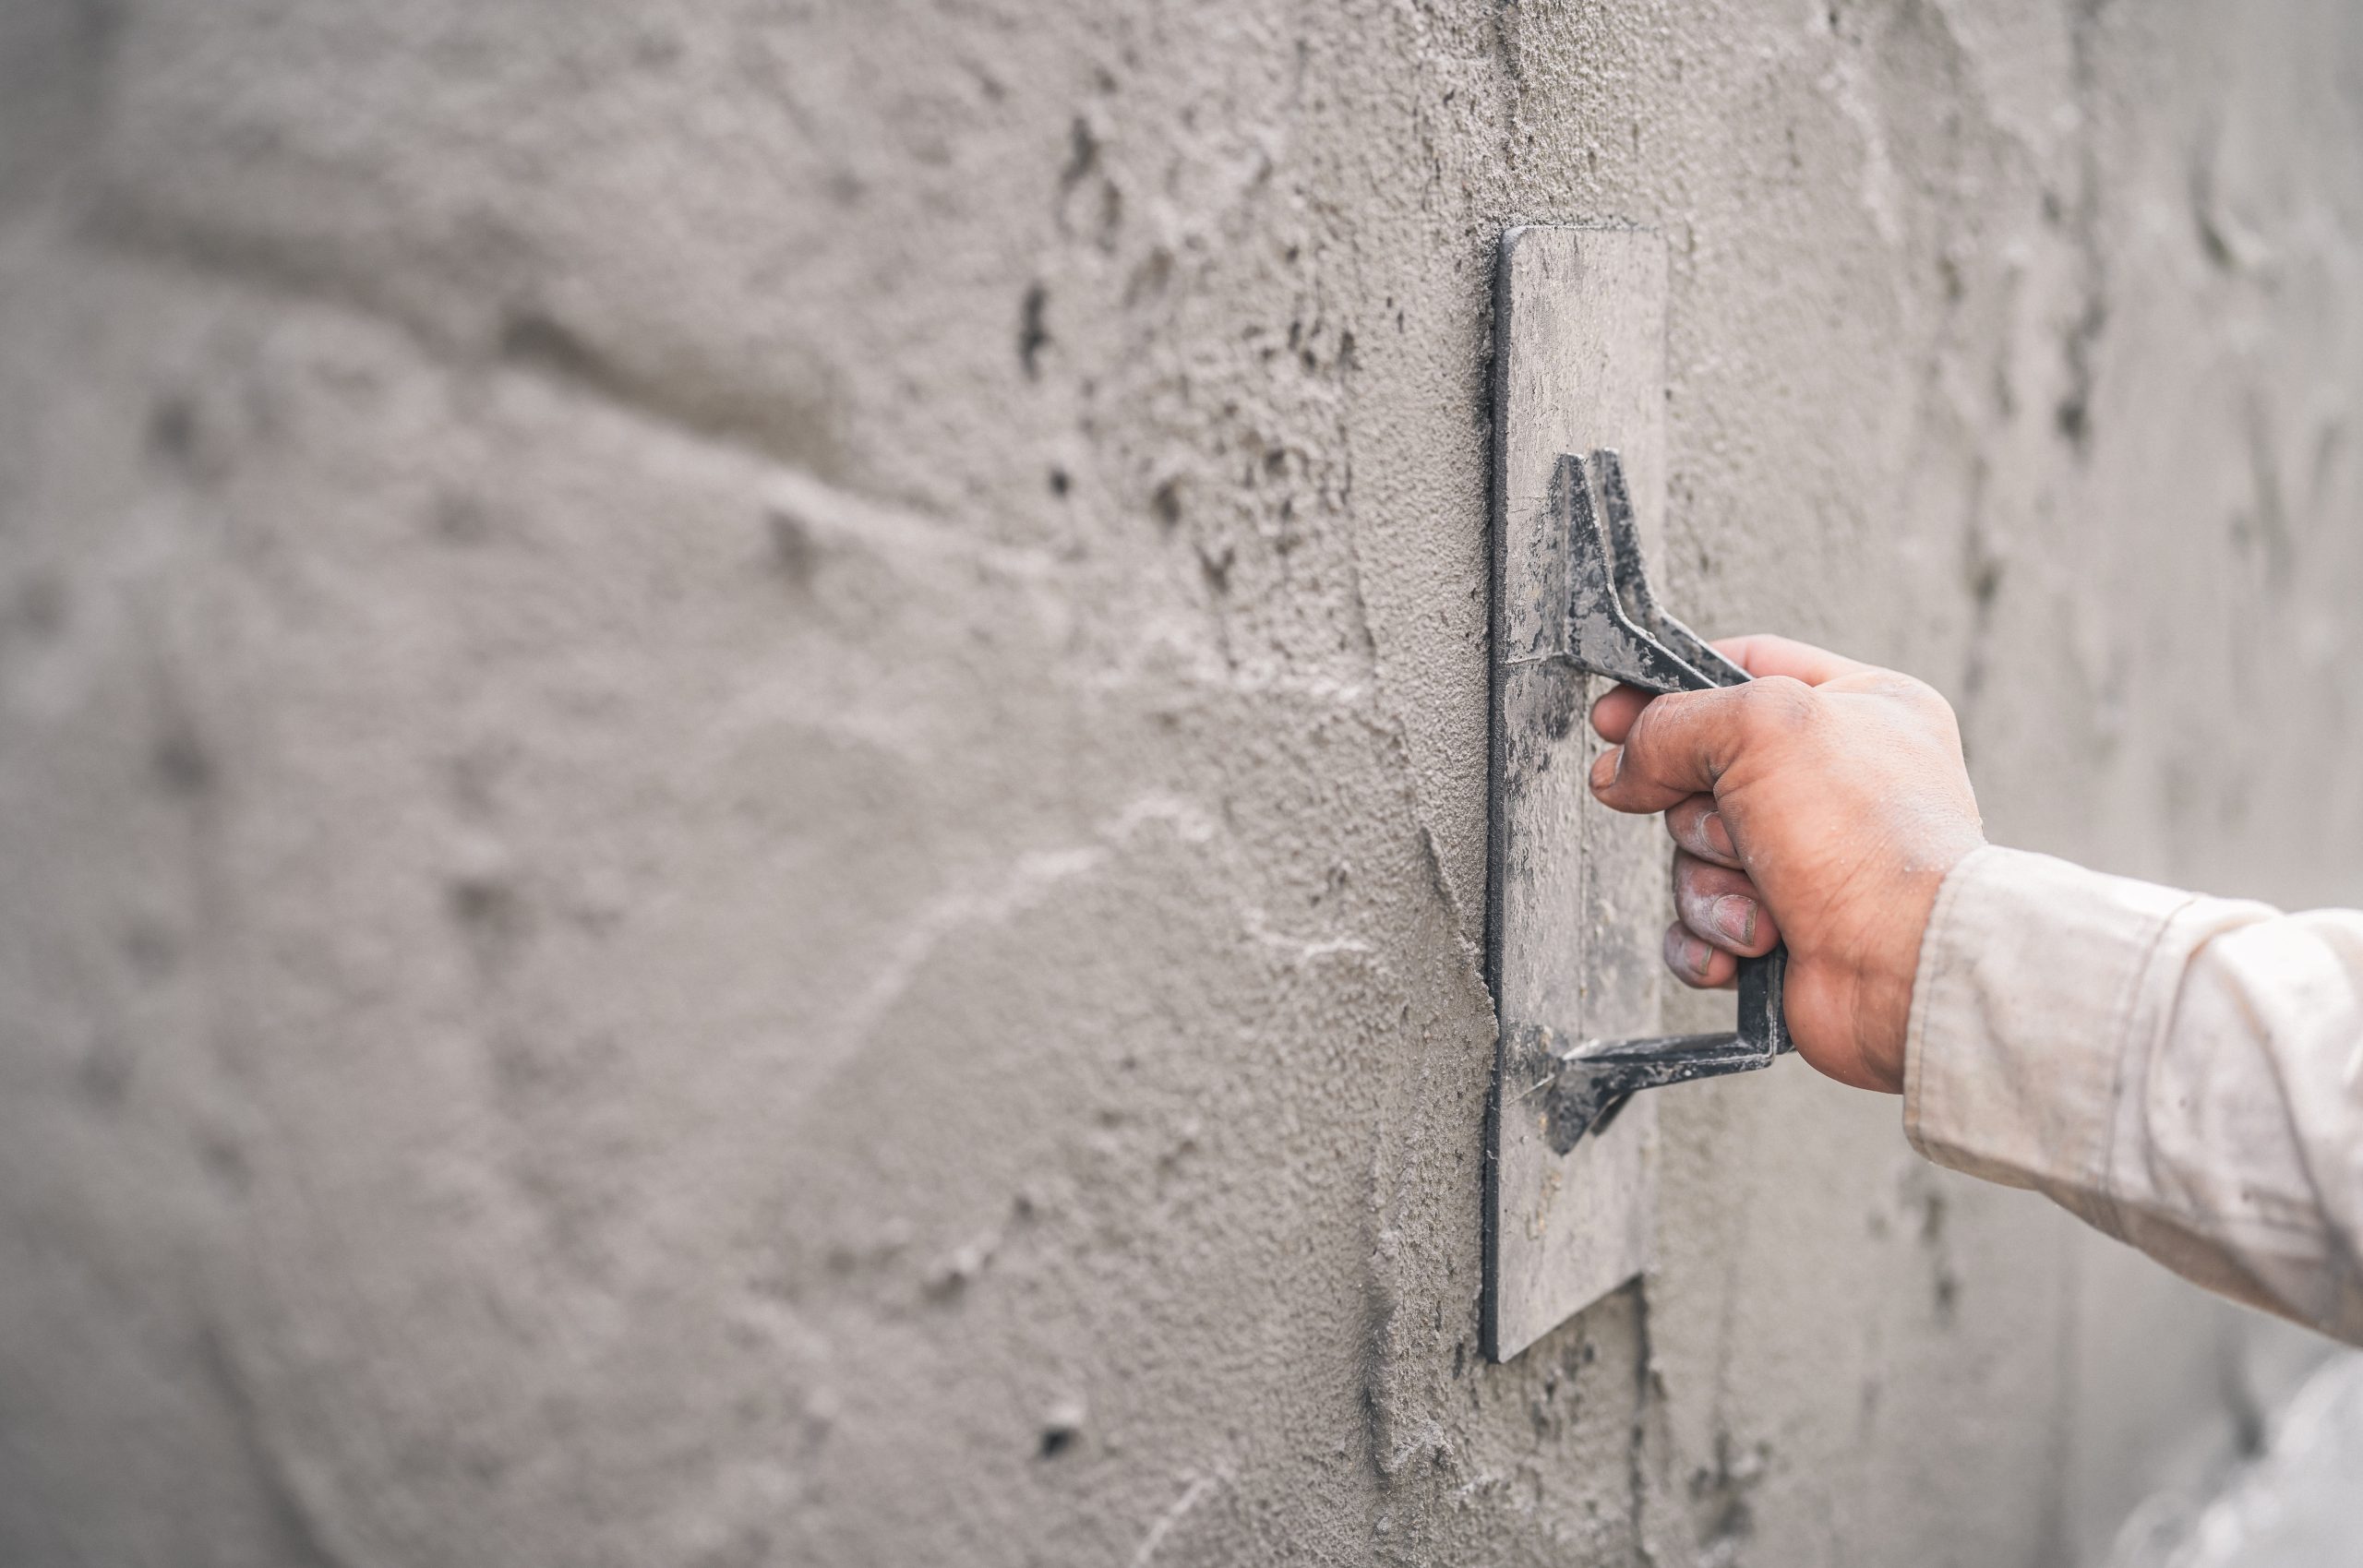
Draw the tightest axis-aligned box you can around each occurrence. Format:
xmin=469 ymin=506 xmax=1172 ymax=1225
xmin=1551 ymin=445 xmax=1795 ymax=1095
xmin=1736 ymin=944 xmax=1791 ymax=1056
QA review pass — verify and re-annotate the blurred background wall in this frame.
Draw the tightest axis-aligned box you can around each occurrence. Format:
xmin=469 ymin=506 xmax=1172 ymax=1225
xmin=2 ymin=1 xmax=2360 ymax=1563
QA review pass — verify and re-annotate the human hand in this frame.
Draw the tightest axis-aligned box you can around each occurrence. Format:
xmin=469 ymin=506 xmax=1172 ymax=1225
xmin=1588 ymin=636 xmax=1985 ymax=1093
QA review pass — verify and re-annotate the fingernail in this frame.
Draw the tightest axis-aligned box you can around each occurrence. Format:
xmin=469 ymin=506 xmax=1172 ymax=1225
xmin=1701 ymin=809 xmax=1734 ymax=859
xmin=1711 ymin=894 xmax=1757 ymax=945
xmin=1669 ymin=928 xmax=1714 ymax=978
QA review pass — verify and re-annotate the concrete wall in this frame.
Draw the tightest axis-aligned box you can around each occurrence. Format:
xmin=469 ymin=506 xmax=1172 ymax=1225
xmin=2 ymin=1 xmax=2358 ymax=1563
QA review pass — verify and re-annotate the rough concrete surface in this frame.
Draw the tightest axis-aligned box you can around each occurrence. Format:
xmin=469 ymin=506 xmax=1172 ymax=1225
xmin=1 ymin=1 xmax=2359 ymax=1564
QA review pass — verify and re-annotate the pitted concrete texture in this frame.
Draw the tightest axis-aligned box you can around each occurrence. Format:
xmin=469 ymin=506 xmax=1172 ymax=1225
xmin=2 ymin=2 xmax=2360 ymax=1564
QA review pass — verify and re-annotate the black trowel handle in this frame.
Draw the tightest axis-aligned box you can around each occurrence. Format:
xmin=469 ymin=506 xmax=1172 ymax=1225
xmin=1737 ymin=946 xmax=1790 ymax=1056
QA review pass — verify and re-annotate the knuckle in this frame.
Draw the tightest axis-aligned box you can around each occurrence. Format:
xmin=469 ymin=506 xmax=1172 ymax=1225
xmin=1736 ymin=676 xmax=1820 ymax=740
xmin=1620 ymin=691 xmax=1693 ymax=769
xmin=1879 ymin=671 xmax=1957 ymax=721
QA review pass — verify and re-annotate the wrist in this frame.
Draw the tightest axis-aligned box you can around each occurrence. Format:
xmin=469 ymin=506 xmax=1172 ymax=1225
xmin=1857 ymin=839 xmax=1984 ymax=1090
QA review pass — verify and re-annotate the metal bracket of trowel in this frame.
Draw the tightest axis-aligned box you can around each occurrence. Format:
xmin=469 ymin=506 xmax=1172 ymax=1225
xmin=1484 ymin=226 xmax=1794 ymax=1362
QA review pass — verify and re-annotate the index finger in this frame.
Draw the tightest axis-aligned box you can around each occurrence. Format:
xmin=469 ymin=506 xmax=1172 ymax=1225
xmin=1599 ymin=636 xmax=1873 ymax=743
xmin=1711 ymin=634 xmax=1874 ymax=687
xmin=1588 ymin=681 xmax=1765 ymax=813
xmin=1590 ymin=683 xmax=1653 ymax=743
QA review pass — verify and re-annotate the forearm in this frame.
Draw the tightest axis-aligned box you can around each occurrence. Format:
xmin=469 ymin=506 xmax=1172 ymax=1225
xmin=1905 ymin=847 xmax=2363 ymax=1344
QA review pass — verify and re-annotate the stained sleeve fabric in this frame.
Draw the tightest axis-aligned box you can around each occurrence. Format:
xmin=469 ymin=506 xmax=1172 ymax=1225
xmin=1903 ymin=845 xmax=2363 ymax=1344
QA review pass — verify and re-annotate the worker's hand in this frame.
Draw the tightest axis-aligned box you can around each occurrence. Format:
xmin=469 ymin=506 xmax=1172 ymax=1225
xmin=1589 ymin=637 xmax=1985 ymax=1093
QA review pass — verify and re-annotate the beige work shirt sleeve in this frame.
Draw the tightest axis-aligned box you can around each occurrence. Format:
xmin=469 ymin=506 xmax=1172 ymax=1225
xmin=1904 ymin=844 xmax=2363 ymax=1345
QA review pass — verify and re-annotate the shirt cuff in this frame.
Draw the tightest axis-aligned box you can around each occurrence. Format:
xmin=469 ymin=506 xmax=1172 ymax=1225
xmin=1902 ymin=845 xmax=2200 ymax=1226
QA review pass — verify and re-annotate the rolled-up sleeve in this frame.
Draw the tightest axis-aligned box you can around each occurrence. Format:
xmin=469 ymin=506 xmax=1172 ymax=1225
xmin=1904 ymin=845 xmax=2363 ymax=1344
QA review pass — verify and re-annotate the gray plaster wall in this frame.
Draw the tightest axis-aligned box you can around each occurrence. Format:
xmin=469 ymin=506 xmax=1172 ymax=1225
xmin=2 ymin=1 xmax=2359 ymax=1564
